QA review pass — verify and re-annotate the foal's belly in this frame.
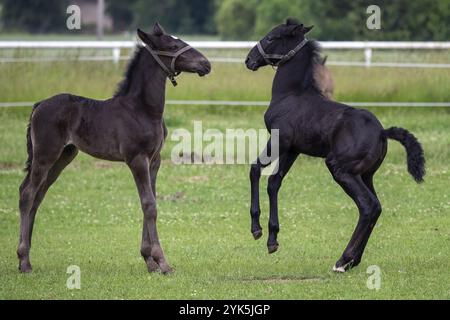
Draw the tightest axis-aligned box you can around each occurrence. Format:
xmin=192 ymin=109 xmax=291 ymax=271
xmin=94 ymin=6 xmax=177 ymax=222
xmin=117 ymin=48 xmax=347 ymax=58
xmin=291 ymin=130 xmax=330 ymax=158
xmin=70 ymin=135 xmax=124 ymax=162
xmin=296 ymin=144 xmax=329 ymax=158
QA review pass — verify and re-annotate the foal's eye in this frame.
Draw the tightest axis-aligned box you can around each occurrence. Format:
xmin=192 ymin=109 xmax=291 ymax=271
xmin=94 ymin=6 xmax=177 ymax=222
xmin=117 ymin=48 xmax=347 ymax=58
xmin=169 ymin=45 xmax=178 ymax=51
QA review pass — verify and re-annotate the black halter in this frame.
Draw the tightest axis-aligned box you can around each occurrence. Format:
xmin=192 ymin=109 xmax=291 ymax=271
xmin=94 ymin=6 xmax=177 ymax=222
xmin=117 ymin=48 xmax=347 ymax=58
xmin=257 ymin=38 xmax=308 ymax=67
xmin=144 ymin=44 xmax=192 ymax=86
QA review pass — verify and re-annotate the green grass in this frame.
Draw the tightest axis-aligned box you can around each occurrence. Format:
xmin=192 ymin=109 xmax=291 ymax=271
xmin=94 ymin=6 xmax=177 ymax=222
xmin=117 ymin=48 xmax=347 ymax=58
xmin=1 ymin=61 xmax=450 ymax=104
xmin=0 ymin=105 xmax=449 ymax=299
xmin=0 ymin=48 xmax=449 ymax=299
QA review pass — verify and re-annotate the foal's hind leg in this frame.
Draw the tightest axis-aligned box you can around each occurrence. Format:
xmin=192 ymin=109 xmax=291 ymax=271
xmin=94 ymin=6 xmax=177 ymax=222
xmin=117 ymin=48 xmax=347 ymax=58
xmin=326 ymin=160 xmax=381 ymax=272
xmin=25 ymin=146 xmax=78 ymax=241
xmin=17 ymin=145 xmax=68 ymax=272
xmin=351 ymin=172 xmax=382 ymax=267
xmin=140 ymin=154 xmax=161 ymax=272
xmin=352 ymin=144 xmax=387 ymax=268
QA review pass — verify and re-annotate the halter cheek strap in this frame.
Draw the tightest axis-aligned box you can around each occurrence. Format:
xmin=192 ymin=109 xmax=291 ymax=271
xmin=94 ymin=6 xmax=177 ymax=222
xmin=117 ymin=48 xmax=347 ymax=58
xmin=257 ymin=38 xmax=308 ymax=67
xmin=144 ymin=44 xmax=192 ymax=86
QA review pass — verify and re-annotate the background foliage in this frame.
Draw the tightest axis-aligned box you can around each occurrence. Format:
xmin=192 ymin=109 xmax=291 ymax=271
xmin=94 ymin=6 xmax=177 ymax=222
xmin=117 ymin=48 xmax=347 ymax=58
xmin=0 ymin=0 xmax=448 ymax=40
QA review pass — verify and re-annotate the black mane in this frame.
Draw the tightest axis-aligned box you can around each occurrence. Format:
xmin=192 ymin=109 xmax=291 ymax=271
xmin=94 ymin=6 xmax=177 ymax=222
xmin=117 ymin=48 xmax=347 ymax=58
xmin=114 ymin=46 xmax=145 ymax=97
xmin=301 ymin=40 xmax=324 ymax=93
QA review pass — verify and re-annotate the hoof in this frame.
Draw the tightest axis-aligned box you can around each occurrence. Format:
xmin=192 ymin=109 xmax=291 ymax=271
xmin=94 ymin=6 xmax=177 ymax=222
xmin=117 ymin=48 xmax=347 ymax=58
xmin=252 ymin=229 xmax=263 ymax=240
xmin=332 ymin=259 xmax=354 ymax=273
xmin=332 ymin=265 xmax=346 ymax=273
xmin=18 ymin=262 xmax=32 ymax=273
xmin=160 ymin=264 xmax=174 ymax=275
xmin=146 ymin=259 xmax=160 ymax=273
xmin=267 ymin=243 xmax=279 ymax=254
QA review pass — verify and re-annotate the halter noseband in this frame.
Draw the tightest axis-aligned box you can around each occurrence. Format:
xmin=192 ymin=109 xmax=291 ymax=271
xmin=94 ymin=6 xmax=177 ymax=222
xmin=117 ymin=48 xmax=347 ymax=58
xmin=144 ymin=44 xmax=192 ymax=86
xmin=257 ymin=38 xmax=308 ymax=67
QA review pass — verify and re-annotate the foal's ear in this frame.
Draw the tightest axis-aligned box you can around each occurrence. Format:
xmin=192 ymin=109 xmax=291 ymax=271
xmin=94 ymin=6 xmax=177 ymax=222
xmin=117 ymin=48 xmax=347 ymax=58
xmin=290 ymin=24 xmax=314 ymax=36
xmin=303 ymin=25 xmax=314 ymax=34
xmin=137 ymin=28 xmax=157 ymax=48
xmin=286 ymin=17 xmax=300 ymax=25
xmin=153 ymin=22 xmax=166 ymax=36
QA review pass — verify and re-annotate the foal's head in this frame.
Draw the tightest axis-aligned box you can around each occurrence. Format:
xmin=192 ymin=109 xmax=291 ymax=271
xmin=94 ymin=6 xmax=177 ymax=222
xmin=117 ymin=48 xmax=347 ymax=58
xmin=137 ymin=23 xmax=211 ymax=77
xmin=245 ymin=18 xmax=313 ymax=71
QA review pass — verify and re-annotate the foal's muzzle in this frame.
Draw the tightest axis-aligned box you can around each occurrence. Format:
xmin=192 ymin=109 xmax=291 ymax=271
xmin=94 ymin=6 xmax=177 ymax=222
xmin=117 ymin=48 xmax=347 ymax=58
xmin=196 ymin=59 xmax=211 ymax=76
xmin=245 ymin=56 xmax=260 ymax=71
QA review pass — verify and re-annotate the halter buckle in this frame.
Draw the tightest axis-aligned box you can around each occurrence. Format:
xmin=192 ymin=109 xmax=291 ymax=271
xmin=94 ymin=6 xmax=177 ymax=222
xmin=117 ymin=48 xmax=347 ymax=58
xmin=169 ymin=76 xmax=178 ymax=87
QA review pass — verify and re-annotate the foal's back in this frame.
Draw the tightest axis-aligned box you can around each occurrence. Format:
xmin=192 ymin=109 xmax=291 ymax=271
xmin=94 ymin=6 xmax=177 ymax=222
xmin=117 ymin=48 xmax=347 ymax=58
xmin=265 ymin=91 xmax=384 ymax=158
xmin=31 ymin=93 xmax=164 ymax=162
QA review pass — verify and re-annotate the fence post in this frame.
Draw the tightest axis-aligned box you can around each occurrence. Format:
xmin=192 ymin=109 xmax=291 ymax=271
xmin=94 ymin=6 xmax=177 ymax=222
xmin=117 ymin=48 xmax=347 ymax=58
xmin=112 ymin=47 xmax=121 ymax=64
xmin=364 ymin=47 xmax=372 ymax=67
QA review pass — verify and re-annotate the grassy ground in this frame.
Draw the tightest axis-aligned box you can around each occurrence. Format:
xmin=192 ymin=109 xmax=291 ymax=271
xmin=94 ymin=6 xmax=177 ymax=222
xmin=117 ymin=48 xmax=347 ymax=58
xmin=0 ymin=105 xmax=449 ymax=299
xmin=1 ymin=60 xmax=450 ymax=104
xmin=0 ymin=48 xmax=449 ymax=299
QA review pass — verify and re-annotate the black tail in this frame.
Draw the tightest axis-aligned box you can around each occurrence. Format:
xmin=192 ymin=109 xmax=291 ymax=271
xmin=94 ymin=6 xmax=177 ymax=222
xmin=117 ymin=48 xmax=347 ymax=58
xmin=384 ymin=127 xmax=425 ymax=183
xmin=24 ymin=102 xmax=41 ymax=173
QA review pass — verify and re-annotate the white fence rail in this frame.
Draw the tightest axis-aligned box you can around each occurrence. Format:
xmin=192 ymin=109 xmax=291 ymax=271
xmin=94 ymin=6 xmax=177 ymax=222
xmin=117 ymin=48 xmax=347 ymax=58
xmin=1 ymin=41 xmax=450 ymax=67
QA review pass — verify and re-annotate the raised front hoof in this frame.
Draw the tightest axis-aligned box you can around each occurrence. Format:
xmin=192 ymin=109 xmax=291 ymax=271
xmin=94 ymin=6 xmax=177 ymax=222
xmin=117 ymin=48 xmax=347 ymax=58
xmin=252 ymin=229 xmax=263 ymax=240
xmin=332 ymin=259 xmax=355 ymax=273
xmin=267 ymin=243 xmax=279 ymax=254
xmin=18 ymin=261 xmax=32 ymax=273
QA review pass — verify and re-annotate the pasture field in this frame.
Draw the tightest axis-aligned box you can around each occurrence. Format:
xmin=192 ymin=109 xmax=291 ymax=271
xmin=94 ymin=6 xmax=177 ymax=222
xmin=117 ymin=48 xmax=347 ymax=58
xmin=0 ymin=52 xmax=449 ymax=299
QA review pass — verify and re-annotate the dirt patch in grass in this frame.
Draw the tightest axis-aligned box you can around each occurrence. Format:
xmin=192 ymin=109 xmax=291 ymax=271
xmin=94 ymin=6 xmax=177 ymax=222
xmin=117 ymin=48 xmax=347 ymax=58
xmin=0 ymin=162 xmax=22 ymax=170
xmin=94 ymin=161 xmax=115 ymax=169
xmin=157 ymin=191 xmax=185 ymax=202
xmin=240 ymin=275 xmax=324 ymax=283
xmin=187 ymin=175 xmax=209 ymax=182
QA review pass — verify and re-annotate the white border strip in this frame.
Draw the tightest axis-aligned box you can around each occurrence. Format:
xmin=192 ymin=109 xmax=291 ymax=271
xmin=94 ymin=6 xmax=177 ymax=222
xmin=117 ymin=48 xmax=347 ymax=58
xmin=1 ymin=101 xmax=450 ymax=108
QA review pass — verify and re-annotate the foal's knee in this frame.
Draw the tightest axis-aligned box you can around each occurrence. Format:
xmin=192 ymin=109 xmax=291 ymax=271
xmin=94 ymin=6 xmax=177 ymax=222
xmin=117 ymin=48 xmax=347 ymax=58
xmin=250 ymin=163 xmax=261 ymax=181
xmin=360 ymin=198 xmax=382 ymax=222
xmin=267 ymin=175 xmax=282 ymax=196
xmin=141 ymin=200 xmax=157 ymax=220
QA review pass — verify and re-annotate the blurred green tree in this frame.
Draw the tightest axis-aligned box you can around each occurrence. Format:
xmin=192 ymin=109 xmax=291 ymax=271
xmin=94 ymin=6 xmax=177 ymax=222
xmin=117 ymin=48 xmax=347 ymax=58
xmin=0 ymin=0 xmax=448 ymax=40
xmin=132 ymin=0 xmax=216 ymax=34
xmin=253 ymin=0 xmax=310 ymax=38
xmin=216 ymin=0 xmax=450 ymax=41
xmin=107 ymin=0 xmax=137 ymax=32
xmin=216 ymin=0 xmax=257 ymax=40
xmin=1 ymin=0 xmax=68 ymax=33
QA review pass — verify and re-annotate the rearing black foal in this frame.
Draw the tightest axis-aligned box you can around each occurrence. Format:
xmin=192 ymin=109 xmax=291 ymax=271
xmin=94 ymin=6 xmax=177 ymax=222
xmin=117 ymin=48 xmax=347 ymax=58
xmin=245 ymin=18 xmax=425 ymax=272
xmin=17 ymin=23 xmax=211 ymax=273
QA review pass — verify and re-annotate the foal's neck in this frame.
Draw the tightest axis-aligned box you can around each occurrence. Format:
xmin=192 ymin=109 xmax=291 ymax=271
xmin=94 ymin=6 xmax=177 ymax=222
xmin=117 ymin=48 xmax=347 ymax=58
xmin=127 ymin=50 xmax=168 ymax=116
xmin=271 ymin=49 xmax=312 ymax=100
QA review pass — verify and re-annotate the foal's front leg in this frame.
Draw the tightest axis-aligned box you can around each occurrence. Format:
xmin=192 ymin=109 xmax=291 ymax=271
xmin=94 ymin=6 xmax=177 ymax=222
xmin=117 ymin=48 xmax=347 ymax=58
xmin=249 ymin=141 xmax=274 ymax=240
xmin=142 ymin=154 xmax=162 ymax=272
xmin=266 ymin=152 xmax=298 ymax=253
xmin=250 ymin=159 xmax=263 ymax=239
xmin=128 ymin=154 xmax=172 ymax=274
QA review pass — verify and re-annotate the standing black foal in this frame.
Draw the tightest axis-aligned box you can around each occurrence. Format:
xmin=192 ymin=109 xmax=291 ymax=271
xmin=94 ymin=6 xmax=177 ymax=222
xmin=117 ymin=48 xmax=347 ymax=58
xmin=17 ymin=23 xmax=211 ymax=273
xmin=245 ymin=18 xmax=425 ymax=272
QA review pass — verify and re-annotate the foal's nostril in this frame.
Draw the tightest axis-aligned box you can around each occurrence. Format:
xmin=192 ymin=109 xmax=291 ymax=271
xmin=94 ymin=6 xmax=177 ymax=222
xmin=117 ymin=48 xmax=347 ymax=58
xmin=201 ymin=59 xmax=211 ymax=72
xmin=245 ymin=57 xmax=250 ymax=64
